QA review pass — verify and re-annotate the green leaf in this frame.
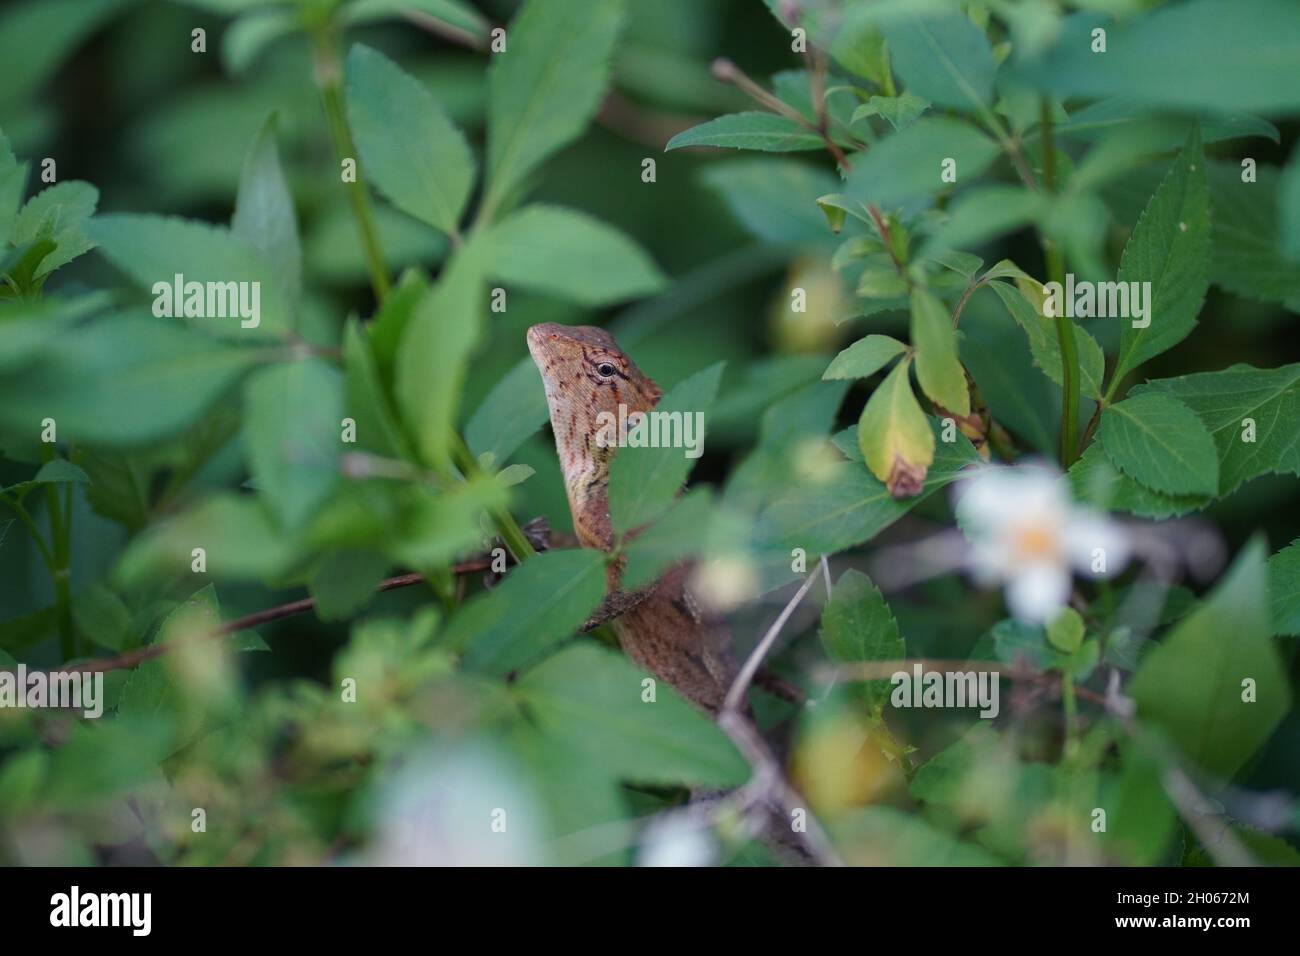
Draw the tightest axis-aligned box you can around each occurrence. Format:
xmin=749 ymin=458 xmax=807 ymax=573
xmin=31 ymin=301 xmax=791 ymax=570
xmin=851 ymin=93 xmax=930 ymax=132
xmin=1069 ymin=442 xmax=1211 ymax=519
xmin=620 ymin=487 xmax=713 ymax=592
xmin=515 ymin=642 xmax=748 ymax=788
xmin=1111 ymin=130 xmax=1210 ymax=385
xmin=221 ymin=8 xmax=297 ymax=74
xmin=343 ymin=0 xmax=489 ymax=38
xmin=0 ymin=130 xmax=28 ymax=247
xmin=231 ymin=114 xmax=301 ymax=304
xmin=884 ymin=12 xmax=995 ymax=113
xmin=33 ymin=459 xmax=89 ymax=485
xmin=0 ymin=312 xmax=260 ymax=447
xmin=762 ymin=422 xmax=978 ymax=555
xmin=988 ymin=281 xmax=1105 ymax=400
xmin=484 ymin=204 xmax=666 ymax=306
xmin=346 ymin=44 xmax=475 ymax=235
xmin=394 ymin=245 xmax=486 ymax=470
xmin=1012 ymin=0 xmax=1300 ymax=116
xmin=453 ymin=548 xmax=607 ymax=675
xmin=823 ymin=334 xmax=907 ymax=381
xmin=666 ymin=112 xmax=824 ymax=152
xmin=483 ymin=0 xmax=624 ymax=214
xmin=1145 ymin=363 xmax=1300 ymax=496
xmin=699 ymin=158 xmax=840 ymax=246
xmin=115 ymin=494 xmax=294 ymax=588
xmin=1129 ymin=540 xmax=1289 ymax=779
xmin=1268 ymin=539 xmax=1300 ymax=637
xmin=11 ymin=180 xmax=98 ymax=278
xmin=309 ymin=549 xmax=390 ymax=622
xmin=911 ymin=286 xmax=969 ymax=417
xmin=1046 ymin=607 xmax=1084 ymax=654
xmin=465 ymin=357 xmax=549 ymax=467
xmin=1206 ymin=161 xmax=1300 ymax=306
xmin=1097 ymin=392 xmax=1219 ymax=497
xmin=86 ymin=213 xmax=292 ymax=340
xmin=244 ymin=358 xmax=344 ymax=531
xmin=608 ymin=362 xmax=723 ymax=534
xmin=1282 ymin=144 xmax=1300 ymax=262
xmin=342 ymin=318 xmax=411 ymax=459
xmin=819 ymin=569 xmax=904 ymax=711
xmin=845 ymin=117 xmax=1000 ymax=208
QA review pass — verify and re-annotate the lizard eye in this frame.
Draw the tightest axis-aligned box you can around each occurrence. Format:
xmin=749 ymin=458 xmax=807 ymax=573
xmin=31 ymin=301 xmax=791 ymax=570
xmin=596 ymin=362 xmax=617 ymax=378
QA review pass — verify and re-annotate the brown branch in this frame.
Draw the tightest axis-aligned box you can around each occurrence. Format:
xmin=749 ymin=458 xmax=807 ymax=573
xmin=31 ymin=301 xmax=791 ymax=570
xmin=65 ymin=560 xmax=492 ymax=675
xmin=718 ymin=565 xmax=844 ymax=866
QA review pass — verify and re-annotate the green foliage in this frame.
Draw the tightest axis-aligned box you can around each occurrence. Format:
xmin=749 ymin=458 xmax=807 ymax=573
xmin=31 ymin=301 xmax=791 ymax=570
xmin=2 ymin=0 xmax=1298 ymax=871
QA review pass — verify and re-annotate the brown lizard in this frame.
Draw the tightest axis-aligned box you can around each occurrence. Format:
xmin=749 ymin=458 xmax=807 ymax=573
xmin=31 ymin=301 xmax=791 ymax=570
xmin=525 ymin=322 xmax=740 ymax=715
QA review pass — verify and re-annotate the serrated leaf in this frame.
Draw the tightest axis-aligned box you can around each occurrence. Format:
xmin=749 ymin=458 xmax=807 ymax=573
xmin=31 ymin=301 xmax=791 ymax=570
xmin=346 ymin=44 xmax=475 ymax=235
xmin=1129 ymin=540 xmax=1289 ymax=779
xmin=515 ymin=642 xmax=748 ymax=788
xmin=884 ymin=12 xmax=995 ymax=112
xmin=483 ymin=204 xmax=665 ymax=306
xmin=1112 ymin=129 xmax=1209 ymax=384
xmin=1145 ymin=363 xmax=1300 ymax=495
xmin=11 ymin=180 xmax=98 ymax=278
xmin=1268 ymin=539 xmax=1300 ymax=637
xmin=666 ymin=111 xmax=823 ymax=152
xmin=851 ymin=93 xmax=930 ymax=132
xmin=244 ymin=358 xmax=344 ymax=531
xmin=608 ymin=362 xmax=722 ymax=534
xmin=823 ymin=334 xmax=907 ymax=381
xmin=452 ymin=548 xmax=607 ymax=675
xmin=483 ymin=0 xmax=623 ymax=215
xmin=1068 ymin=442 xmax=1211 ymax=519
xmin=911 ymin=286 xmax=969 ymax=417
xmin=989 ymin=280 xmax=1105 ymax=400
xmin=819 ymin=569 xmax=904 ymax=710
xmin=1097 ymin=391 xmax=1219 ymax=497
xmin=1206 ymin=161 xmax=1300 ymax=306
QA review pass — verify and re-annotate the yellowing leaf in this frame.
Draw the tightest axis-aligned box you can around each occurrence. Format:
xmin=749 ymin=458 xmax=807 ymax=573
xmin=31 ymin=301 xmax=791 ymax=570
xmin=857 ymin=357 xmax=934 ymax=498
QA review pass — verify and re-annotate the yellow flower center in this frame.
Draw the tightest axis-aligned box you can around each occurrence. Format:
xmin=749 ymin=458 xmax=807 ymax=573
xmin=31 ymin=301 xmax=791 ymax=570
xmin=1011 ymin=522 xmax=1060 ymax=563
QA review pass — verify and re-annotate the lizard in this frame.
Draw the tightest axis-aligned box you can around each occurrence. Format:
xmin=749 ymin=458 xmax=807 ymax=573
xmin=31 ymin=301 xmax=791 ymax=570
xmin=525 ymin=322 xmax=740 ymax=715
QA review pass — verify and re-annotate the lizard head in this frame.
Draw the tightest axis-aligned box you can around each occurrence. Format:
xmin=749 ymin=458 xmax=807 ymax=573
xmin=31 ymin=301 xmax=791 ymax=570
xmin=526 ymin=323 xmax=662 ymax=536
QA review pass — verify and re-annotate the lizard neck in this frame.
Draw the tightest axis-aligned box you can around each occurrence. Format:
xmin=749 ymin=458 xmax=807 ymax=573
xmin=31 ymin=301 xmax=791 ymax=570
xmin=561 ymin=443 xmax=615 ymax=552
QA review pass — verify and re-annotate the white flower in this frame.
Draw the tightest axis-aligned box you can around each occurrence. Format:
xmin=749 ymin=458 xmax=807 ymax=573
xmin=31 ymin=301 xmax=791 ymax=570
xmin=953 ymin=462 xmax=1130 ymax=624
xmin=637 ymin=813 xmax=717 ymax=868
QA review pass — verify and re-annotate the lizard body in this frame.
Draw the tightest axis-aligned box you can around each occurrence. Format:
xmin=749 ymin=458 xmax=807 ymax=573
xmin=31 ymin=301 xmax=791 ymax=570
xmin=526 ymin=322 xmax=737 ymax=714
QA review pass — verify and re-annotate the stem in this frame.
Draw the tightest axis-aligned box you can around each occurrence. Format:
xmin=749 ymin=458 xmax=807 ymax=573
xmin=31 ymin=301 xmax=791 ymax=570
xmin=1039 ymin=98 xmax=1080 ymax=468
xmin=311 ymin=25 xmax=391 ymax=303
xmin=451 ymin=435 xmax=536 ymax=563
xmin=1061 ymin=670 xmax=1080 ymax=760
xmin=39 ymin=446 xmax=75 ymax=659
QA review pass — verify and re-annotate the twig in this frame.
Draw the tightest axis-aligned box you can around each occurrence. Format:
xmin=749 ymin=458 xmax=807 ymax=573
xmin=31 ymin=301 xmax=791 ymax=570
xmin=61 ymin=562 xmax=490 ymax=675
xmin=716 ymin=566 xmax=843 ymax=866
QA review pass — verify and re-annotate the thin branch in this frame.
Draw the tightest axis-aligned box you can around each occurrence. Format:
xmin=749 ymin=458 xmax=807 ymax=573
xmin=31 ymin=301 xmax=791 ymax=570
xmin=61 ymin=562 xmax=491 ymax=675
